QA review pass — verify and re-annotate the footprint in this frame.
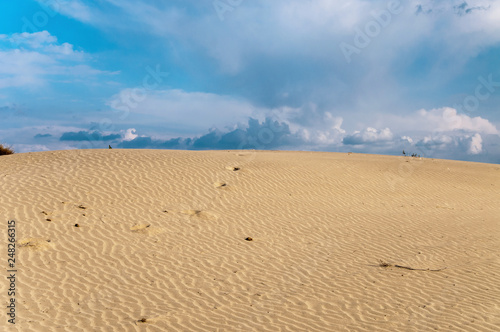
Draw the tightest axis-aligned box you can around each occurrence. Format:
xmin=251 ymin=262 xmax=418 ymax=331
xmin=130 ymin=224 xmax=163 ymax=235
xmin=41 ymin=211 xmax=53 ymax=222
xmin=181 ymin=210 xmax=217 ymax=221
xmin=213 ymin=182 xmax=227 ymax=188
xmin=130 ymin=224 xmax=150 ymax=233
xmin=19 ymin=238 xmax=53 ymax=251
xmin=181 ymin=210 xmax=201 ymax=216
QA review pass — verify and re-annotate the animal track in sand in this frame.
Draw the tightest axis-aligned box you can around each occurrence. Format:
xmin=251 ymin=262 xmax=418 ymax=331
xmin=180 ymin=210 xmax=217 ymax=221
xmin=18 ymin=238 xmax=53 ymax=251
xmin=131 ymin=224 xmax=150 ymax=231
xmin=41 ymin=210 xmax=54 ymax=222
xmin=130 ymin=224 xmax=163 ymax=235
xmin=213 ymin=182 xmax=227 ymax=188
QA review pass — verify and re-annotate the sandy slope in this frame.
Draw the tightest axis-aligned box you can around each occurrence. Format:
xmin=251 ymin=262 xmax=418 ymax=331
xmin=0 ymin=149 xmax=499 ymax=331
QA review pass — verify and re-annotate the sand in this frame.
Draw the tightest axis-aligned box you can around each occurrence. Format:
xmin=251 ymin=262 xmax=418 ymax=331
xmin=0 ymin=149 xmax=499 ymax=331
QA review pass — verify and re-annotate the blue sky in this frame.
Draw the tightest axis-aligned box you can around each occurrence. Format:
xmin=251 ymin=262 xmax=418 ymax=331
xmin=1 ymin=0 xmax=499 ymax=163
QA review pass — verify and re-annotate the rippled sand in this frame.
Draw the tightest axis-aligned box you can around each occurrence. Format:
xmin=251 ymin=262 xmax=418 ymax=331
xmin=1 ymin=149 xmax=499 ymax=331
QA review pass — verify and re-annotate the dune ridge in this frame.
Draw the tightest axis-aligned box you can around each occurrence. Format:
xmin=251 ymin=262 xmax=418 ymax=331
xmin=1 ymin=149 xmax=499 ymax=331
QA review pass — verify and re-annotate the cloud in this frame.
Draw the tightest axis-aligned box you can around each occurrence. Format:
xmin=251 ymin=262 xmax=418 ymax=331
xmin=0 ymin=104 xmax=25 ymax=117
xmin=60 ymin=131 xmax=121 ymax=142
xmin=416 ymin=134 xmax=454 ymax=148
xmin=417 ymin=107 xmax=498 ymax=134
xmin=118 ymin=117 xmax=295 ymax=150
xmin=0 ymin=31 xmax=114 ymax=89
xmin=4 ymin=104 xmax=499 ymax=163
xmin=9 ymin=144 xmax=51 ymax=153
xmin=34 ymin=0 xmax=94 ymax=23
xmin=107 ymin=88 xmax=260 ymax=135
xmin=123 ymin=128 xmax=138 ymax=141
xmin=34 ymin=133 xmax=52 ymax=138
xmin=8 ymin=31 xmax=57 ymax=48
xmin=468 ymin=133 xmax=483 ymax=154
xmin=453 ymin=1 xmax=490 ymax=16
xmin=414 ymin=132 xmax=487 ymax=156
xmin=401 ymin=136 xmax=413 ymax=144
xmin=31 ymin=0 xmax=500 ymax=122
xmin=383 ymin=107 xmax=499 ymax=137
xmin=3 ymin=31 xmax=84 ymax=59
xmin=342 ymin=127 xmax=393 ymax=146
xmin=110 ymin=114 xmax=494 ymax=161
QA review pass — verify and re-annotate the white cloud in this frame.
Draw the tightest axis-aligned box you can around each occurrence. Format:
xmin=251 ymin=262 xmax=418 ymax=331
xmin=343 ymin=127 xmax=393 ymax=145
xmin=34 ymin=0 xmax=93 ymax=23
xmin=108 ymin=88 xmax=259 ymax=135
xmin=267 ymin=108 xmax=347 ymax=148
xmin=401 ymin=136 xmax=413 ymax=144
xmin=469 ymin=133 xmax=483 ymax=154
xmin=417 ymin=107 xmax=498 ymax=134
xmin=2 ymin=31 xmax=83 ymax=58
xmin=0 ymin=124 xmax=84 ymax=152
xmin=11 ymin=144 xmax=51 ymax=153
xmin=413 ymin=132 xmax=489 ymax=156
xmin=122 ymin=128 xmax=138 ymax=141
xmin=384 ymin=107 xmax=499 ymax=136
xmin=28 ymin=0 xmax=500 ymax=122
xmin=8 ymin=31 xmax=57 ymax=48
xmin=0 ymin=31 xmax=113 ymax=89
xmin=417 ymin=134 xmax=454 ymax=148
xmin=64 ymin=1 xmax=500 ymax=71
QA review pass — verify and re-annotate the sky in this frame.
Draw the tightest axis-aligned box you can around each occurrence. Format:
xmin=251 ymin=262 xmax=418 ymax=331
xmin=1 ymin=0 xmax=499 ymax=163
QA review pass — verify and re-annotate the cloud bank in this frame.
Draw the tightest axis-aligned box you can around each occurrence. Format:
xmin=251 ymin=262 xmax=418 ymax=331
xmin=43 ymin=106 xmax=498 ymax=163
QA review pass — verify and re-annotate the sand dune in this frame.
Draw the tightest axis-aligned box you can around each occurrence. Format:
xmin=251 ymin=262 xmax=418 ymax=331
xmin=1 ymin=149 xmax=499 ymax=331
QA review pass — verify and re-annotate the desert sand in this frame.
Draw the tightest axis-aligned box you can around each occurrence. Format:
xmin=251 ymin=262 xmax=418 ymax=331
xmin=1 ymin=149 xmax=499 ymax=331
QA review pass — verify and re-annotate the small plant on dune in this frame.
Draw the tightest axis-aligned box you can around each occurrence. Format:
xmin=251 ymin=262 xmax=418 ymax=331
xmin=402 ymin=150 xmax=420 ymax=158
xmin=0 ymin=143 xmax=15 ymax=156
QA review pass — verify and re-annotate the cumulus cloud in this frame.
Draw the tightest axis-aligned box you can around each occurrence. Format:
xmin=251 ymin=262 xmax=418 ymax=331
xmin=416 ymin=134 xmax=454 ymax=148
xmin=118 ymin=117 xmax=295 ymax=150
xmin=342 ymin=127 xmax=393 ymax=146
xmin=468 ymin=133 xmax=483 ymax=154
xmin=4 ymin=31 xmax=84 ymax=59
xmin=122 ymin=128 xmax=138 ymax=141
xmin=8 ymin=31 xmax=57 ymax=48
xmin=339 ymin=106 xmax=497 ymax=158
xmin=417 ymin=107 xmax=498 ymax=134
xmin=401 ymin=136 xmax=413 ymax=144
xmin=413 ymin=132 xmax=489 ymax=157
